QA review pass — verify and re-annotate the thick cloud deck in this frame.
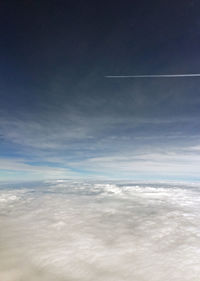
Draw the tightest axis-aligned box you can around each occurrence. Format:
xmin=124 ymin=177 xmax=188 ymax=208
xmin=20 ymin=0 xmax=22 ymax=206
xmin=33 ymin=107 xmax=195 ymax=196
xmin=0 ymin=180 xmax=200 ymax=281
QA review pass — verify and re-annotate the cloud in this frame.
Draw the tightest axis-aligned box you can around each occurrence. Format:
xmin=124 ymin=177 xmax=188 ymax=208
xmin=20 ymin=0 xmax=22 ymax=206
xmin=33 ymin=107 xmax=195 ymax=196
xmin=0 ymin=109 xmax=197 ymax=150
xmin=0 ymin=89 xmax=200 ymax=181
xmin=0 ymin=157 xmax=75 ymax=180
xmin=187 ymin=145 xmax=200 ymax=151
xmin=68 ymin=151 xmax=200 ymax=179
xmin=1 ymin=180 xmax=200 ymax=280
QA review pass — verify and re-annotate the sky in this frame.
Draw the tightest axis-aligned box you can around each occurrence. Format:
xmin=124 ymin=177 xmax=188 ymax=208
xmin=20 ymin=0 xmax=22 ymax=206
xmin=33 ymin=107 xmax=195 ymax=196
xmin=0 ymin=0 xmax=200 ymax=181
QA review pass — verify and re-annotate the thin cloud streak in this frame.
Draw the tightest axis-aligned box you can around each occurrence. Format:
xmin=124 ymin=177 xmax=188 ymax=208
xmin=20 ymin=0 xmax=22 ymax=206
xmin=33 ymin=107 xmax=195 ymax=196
xmin=105 ymin=73 xmax=200 ymax=78
xmin=1 ymin=106 xmax=200 ymax=181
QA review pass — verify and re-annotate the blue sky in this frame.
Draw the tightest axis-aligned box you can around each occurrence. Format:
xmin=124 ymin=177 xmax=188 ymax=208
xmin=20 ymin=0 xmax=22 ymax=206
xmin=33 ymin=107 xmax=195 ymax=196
xmin=0 ymin=1 xmax=200 ymax=181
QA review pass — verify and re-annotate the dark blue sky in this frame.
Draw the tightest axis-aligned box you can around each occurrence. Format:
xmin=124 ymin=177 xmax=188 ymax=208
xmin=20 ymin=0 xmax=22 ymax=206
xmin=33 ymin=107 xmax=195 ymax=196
xmin=0 ymin=0 xmax=200 ymax=181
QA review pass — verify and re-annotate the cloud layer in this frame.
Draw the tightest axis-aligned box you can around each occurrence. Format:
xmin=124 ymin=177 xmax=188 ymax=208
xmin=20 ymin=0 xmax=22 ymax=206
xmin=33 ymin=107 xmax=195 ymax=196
xmin=1 ymin=180 xmax=200 ymax=280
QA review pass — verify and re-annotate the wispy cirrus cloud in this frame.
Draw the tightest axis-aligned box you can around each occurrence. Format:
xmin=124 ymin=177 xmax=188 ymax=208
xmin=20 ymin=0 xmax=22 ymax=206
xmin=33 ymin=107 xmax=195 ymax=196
xmin=1 ymin=77 xmax=200 ymax=181
xmin=66 ymin=150 xmax=200 ymax=180
xmin=0 ymin=157 xmax=76 ymax=180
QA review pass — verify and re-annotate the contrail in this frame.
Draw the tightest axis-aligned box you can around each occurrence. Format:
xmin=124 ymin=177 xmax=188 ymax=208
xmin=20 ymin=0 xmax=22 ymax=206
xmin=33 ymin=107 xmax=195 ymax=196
xmin=105 ymin=73 xmax=200 ymax=78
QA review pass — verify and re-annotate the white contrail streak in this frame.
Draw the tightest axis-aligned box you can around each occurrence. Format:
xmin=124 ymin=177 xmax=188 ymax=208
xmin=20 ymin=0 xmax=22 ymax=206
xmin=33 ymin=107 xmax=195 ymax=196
xmin=105 ymin=73 xmax=200 ymax=78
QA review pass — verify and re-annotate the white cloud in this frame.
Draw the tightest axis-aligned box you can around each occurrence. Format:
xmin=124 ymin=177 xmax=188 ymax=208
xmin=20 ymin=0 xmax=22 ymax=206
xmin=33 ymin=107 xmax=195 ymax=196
xmin=1 ymin=181 xmax=200 ymax=280
xmin=0 ymin=109 xmax=200 ymax=180
xmin=69 ymin=151 xmax=200 ymax=179
xmin=0 ymin=157 xmax=75 ymax=180
xmin=187 ymin=145 xmax=200 ymax=151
